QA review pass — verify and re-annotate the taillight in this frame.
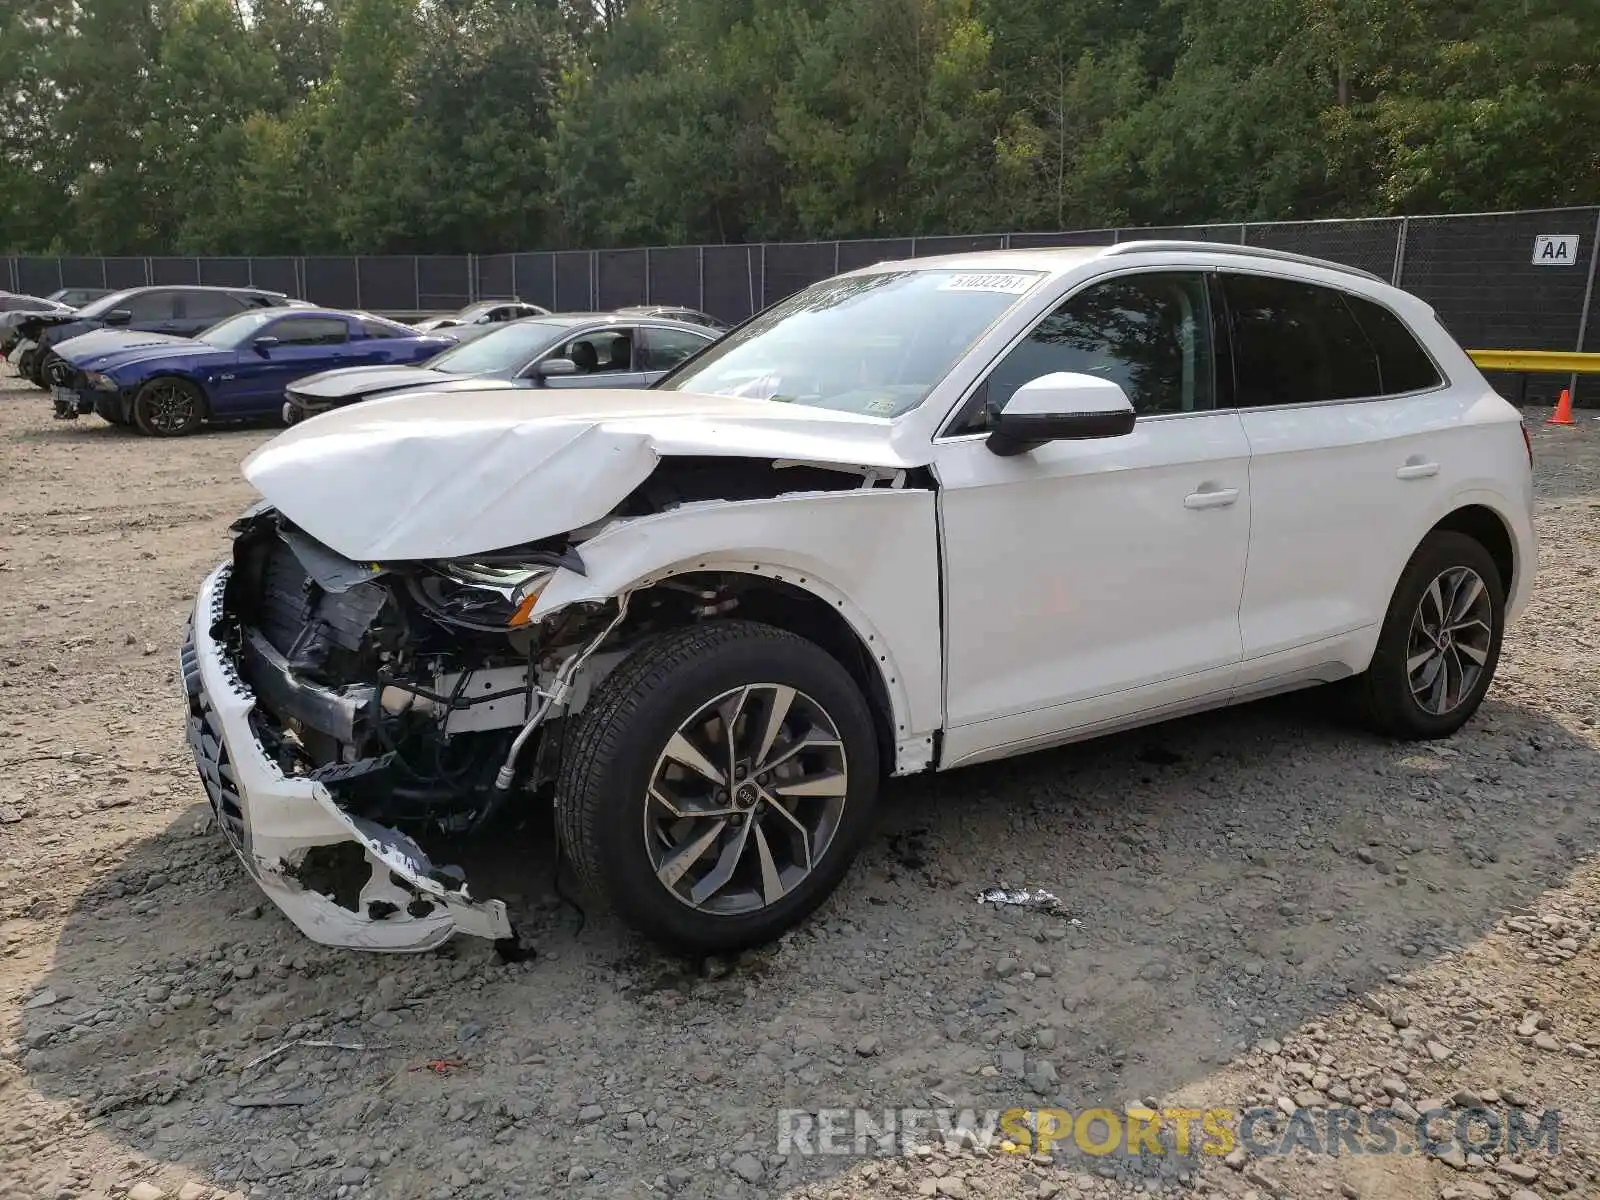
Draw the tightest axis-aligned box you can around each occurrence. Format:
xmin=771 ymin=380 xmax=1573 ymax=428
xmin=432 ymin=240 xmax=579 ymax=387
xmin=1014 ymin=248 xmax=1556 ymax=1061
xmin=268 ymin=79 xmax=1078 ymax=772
xmin=1521 ymin=423 xmax=1533 ymax=469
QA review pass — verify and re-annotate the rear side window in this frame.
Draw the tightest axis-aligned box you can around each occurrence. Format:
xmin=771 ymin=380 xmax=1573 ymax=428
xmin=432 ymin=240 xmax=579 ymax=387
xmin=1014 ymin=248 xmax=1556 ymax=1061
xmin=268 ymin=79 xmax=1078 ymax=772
xmin=181 ymin=291 xmax=246 ymax=322
xmin=640 ymin=326 xmax=713 ymax=371
xmin=269 ymin=316 xmax=350 ymax=346
xmin=1342 ymin=295 xmax=1442 ymax=395
xmin=1222 ymin=274 xmax=1379 ymax=406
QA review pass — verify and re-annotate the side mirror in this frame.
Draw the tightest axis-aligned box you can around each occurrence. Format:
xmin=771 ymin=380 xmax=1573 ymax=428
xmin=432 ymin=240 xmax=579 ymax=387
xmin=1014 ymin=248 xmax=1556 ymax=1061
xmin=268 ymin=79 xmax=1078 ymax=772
xmin=252 ymin=336 xmax=281 ymax=355
xmin=535 ymin=357 xmax=578 ymax=378
xmin=104 ymin=309 xmax=132 ymax=326
xmin=986 ymin=372 xmax=1137 ymax=457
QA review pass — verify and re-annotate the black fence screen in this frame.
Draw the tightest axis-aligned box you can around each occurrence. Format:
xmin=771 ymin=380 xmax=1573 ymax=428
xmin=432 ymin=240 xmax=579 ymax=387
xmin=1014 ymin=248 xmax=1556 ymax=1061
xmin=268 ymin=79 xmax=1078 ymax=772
xmin=7 ymin=206 xmax=1597 ymax=402
xmin=647 ymin=246 xmax=699 ymax=309
xmin=597 ymin=249 xmax=648 ymax=309
xmin=554 ymin=250 xmax=593 ymax=311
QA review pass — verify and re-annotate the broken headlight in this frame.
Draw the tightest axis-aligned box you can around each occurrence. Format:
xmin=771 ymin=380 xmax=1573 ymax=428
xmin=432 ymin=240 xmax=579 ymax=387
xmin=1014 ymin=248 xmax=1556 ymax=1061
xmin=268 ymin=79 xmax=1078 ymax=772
xmin=410 ymin=562 xmax=555 ymax=631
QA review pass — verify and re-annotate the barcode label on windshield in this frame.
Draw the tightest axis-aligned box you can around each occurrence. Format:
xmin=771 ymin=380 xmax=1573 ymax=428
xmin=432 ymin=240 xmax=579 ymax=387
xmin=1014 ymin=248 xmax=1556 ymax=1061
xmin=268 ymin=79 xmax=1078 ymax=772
xmin=938 ymin=272 xmax=1037 ymax=294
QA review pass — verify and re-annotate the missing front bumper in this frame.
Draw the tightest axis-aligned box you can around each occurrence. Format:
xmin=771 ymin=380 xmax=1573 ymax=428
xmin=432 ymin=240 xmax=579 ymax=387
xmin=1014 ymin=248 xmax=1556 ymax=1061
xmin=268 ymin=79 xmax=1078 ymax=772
xmin=180 ymin=563 xmax=513 ymax=952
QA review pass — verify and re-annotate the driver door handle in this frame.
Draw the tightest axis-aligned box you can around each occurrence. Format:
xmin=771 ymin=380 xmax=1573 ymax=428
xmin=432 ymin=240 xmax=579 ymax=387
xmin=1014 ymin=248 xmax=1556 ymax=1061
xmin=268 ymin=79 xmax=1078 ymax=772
xmin=1184 ymin=485 xmax=1240 ymax=510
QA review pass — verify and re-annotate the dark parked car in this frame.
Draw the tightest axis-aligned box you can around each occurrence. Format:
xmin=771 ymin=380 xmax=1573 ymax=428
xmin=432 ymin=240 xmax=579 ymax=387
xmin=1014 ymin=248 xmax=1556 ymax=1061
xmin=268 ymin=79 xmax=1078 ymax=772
xmin=50 ymin=308 xmax=454 ymax=436
xmin=17 ymin=285 xmax=300 ymax=388
xmin=411 ymin=300 xmax=551 ymax=334
xmin=283 ymin=313 xmax=719 ymax=423
xmin=47 ymin=287 xmax=115 ymax=307
xmin=612 ymin=305 xmax=728 ymax=330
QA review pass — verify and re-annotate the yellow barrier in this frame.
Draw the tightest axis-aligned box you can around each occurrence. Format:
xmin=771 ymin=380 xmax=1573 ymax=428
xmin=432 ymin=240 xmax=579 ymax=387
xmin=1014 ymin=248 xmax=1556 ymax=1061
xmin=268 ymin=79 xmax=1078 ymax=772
xmin=1468 ymin=349 xmax=1600 ymax=374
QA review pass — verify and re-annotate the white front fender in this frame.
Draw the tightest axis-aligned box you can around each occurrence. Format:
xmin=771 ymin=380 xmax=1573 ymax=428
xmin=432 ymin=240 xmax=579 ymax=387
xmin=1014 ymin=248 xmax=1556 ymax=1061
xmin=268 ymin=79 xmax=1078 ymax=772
xmin=529 ymin=489 xmax=943 ymax=773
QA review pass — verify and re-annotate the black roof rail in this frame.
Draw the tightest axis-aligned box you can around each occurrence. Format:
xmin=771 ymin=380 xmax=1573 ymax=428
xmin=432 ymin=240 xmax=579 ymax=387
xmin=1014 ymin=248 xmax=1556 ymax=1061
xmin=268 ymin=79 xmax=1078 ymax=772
xmin=1102 ymin=240 xmax=1387 ymax=284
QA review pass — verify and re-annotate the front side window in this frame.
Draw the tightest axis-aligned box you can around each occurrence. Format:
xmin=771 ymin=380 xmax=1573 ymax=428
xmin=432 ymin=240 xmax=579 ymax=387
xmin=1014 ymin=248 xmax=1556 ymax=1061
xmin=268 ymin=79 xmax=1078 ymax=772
xmin=558 ymin=328 xmax=635 ymax=373
xmin=1222 ymin=274 xmax=1381 ymax=406
xmin=76 ymin=290 xmax=139 ymax=319
xmin=657 ymin=268 xmax=1045 ymax=417
xmin=427 ymin=320 xmax=571 ymax=374
xmin=195 ymin=310 xmax=277 ymax=347
xmin=640 ymin=326 xmax=713 ymax=371
xmin=124 ymin=291 xmax=182 ymax=321
xmin=955 ymin=271 xmax=1215 ymax=433
xmin=268 ymin=316 xmax=350 ymax=346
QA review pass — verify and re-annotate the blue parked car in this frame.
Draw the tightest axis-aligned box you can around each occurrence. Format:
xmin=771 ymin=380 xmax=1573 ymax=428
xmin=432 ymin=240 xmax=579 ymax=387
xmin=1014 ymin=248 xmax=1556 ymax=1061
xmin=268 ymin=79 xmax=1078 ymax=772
xmin=50 ymin=308 xmax=456 ymax=436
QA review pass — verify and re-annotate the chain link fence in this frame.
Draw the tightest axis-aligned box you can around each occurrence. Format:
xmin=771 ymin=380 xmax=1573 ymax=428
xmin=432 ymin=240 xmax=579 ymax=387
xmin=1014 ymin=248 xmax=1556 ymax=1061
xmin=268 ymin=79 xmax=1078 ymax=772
xmin=7 ymin=206 xmax=1598 ymax=402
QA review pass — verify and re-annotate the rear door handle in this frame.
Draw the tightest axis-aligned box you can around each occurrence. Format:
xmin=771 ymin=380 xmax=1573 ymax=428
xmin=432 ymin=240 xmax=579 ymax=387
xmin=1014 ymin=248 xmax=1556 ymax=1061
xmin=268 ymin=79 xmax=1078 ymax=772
xmin=1396 ymin=458 xmax=1440 ymax=480
xmin=1184 ymin=485 xmax=1240 ymax=509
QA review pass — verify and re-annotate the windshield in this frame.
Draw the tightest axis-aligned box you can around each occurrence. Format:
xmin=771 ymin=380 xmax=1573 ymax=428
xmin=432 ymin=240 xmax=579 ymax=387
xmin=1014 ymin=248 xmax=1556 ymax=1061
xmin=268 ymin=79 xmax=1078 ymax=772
xmin=76 ymin=289 xmax=139 ymax=319
xmin=195 ymin=310 xmax=279 ymax=348
xmin=425 ymin=320 xmax=571 ymax=374
xmin=656 ymin=269 xmax=1044 ymax=416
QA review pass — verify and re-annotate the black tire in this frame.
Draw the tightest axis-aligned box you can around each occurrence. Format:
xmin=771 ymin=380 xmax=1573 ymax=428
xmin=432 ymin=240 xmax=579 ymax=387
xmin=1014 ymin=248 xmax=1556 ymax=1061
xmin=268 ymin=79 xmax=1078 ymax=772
xmin=1355 ymin=530 xmax=1506 ymax=739
xmin=555 ymin=619 xmax=880 ymax=953
xmin=29 ymin=351 xmax=56 ymax=389
xmin=16 ymin=348 xmax=37 ymax=383
xmin=133 ymin=377 xmax=205 ymax=437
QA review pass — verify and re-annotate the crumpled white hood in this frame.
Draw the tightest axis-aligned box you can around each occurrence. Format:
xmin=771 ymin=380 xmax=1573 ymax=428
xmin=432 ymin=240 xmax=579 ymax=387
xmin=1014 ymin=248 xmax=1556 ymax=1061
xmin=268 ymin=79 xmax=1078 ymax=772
xmin=242 ymin=387 xmax=918 ymax=561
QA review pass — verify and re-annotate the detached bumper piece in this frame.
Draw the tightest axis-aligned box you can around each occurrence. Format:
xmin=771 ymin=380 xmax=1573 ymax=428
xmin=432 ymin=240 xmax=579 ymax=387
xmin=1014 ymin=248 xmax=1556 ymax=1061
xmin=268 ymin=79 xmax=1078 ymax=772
xmin=180 ymin=564 xmax=513 ymax=951
xmin=52 ymin=382 xmax=93 ymax=420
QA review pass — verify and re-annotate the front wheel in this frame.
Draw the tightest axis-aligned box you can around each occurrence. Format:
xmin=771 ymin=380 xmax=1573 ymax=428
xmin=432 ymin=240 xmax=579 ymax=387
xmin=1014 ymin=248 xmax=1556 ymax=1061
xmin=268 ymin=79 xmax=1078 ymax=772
xmin=1355 ymin=530 xmax=1506 ymax=739
xmin=133 ymin=377 xmax=204 ymax=437
xmin=555 ymin=620 xmax=880 ymax=953
xmin=29 ymin=350 xmax=57 ymax=388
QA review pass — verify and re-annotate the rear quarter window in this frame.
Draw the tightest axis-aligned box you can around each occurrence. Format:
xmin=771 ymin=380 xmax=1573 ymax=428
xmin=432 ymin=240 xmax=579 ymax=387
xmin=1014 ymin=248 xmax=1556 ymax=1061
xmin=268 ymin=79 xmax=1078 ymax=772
xmin=1343 ymin=295 xmax=1444 ymax=395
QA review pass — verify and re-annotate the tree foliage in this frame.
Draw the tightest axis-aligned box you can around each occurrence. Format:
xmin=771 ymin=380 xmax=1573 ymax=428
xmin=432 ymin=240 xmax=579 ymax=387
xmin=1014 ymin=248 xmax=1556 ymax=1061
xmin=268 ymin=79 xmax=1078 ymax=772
xmin=1 ymin=0 xmax=1595 ymax=254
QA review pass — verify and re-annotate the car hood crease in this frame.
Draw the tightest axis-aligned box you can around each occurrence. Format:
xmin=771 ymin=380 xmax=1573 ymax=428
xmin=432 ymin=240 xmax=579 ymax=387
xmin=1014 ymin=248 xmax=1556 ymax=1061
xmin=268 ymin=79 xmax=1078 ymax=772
xmin=242 ymin=387 xmax=917 ymax=562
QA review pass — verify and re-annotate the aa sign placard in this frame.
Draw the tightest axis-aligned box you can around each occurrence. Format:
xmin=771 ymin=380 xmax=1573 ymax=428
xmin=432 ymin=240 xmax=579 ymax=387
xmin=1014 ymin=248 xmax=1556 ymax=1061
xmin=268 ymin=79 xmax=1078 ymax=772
xmin=1532 ymin=234 xmax=1578 ymax=266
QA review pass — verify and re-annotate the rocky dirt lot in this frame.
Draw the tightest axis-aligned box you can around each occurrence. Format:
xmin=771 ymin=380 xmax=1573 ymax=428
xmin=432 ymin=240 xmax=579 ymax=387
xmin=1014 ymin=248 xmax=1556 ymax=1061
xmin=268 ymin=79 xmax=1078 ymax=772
xmin=1 ymin=377 xmax=1597 ymax=1200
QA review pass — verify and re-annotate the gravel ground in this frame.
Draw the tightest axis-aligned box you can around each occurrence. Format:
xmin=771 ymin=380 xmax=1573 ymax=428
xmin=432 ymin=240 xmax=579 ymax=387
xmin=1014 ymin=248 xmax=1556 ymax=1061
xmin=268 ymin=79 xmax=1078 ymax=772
xmin=1 ymin=377 xmax=1597 ymax=1200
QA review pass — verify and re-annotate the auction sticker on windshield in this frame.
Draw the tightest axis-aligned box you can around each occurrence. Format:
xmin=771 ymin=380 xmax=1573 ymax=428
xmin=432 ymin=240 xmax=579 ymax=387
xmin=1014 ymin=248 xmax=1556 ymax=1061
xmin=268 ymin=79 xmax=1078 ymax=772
xmin=937 ymin=272 xmax=1039 ymax=294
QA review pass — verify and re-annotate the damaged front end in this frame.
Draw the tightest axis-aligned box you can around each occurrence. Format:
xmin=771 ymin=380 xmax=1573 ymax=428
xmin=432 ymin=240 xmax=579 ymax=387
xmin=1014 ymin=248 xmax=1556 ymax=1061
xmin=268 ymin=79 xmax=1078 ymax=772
xmin=181 ymin=502 xmax=614 ymax=952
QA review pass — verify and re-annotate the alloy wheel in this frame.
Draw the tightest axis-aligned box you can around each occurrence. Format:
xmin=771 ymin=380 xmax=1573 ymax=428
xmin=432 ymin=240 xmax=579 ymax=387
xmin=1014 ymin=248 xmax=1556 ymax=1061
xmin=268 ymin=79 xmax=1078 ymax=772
xmin=644 ymin=683 xmax=849 ymax=915
xmin=145 ymin=382 xmax=196 ymax=434
xmin=1406 ymin=566 xmax=1494 ymax=716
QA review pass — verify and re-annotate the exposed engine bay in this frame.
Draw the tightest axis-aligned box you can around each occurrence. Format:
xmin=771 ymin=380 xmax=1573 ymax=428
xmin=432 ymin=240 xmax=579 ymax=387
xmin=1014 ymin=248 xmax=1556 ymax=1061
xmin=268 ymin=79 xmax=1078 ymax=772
xmin=220 ymin=455 xmax=900 ymax=838
xmin=227 ymin=505 xmax=624 ymax=838
xmin=181 ymin=444 xmax=936 ymax=951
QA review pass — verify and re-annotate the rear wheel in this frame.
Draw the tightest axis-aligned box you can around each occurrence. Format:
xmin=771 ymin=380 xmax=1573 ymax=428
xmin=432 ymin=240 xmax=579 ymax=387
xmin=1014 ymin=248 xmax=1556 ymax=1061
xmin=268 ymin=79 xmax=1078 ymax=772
xmin=1355 ymin=530 xmax=1505 ymax=739
xmin=555 ymin=620 xmax=880 ymax=953
xmin=133 ymin=377 xmax=204 ymax=437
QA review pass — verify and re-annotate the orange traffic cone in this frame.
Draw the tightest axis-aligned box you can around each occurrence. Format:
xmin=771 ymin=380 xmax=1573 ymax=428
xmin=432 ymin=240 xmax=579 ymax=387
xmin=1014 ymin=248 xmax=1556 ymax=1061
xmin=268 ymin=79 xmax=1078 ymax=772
xmin=1547 ymin=388 xmax=1575 ymax=426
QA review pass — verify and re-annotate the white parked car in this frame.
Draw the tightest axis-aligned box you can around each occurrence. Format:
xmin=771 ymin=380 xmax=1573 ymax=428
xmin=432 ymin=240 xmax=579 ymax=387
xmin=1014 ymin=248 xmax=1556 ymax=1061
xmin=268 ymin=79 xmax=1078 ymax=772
xmin=180 ymin=241 xmax=1536 ymax=955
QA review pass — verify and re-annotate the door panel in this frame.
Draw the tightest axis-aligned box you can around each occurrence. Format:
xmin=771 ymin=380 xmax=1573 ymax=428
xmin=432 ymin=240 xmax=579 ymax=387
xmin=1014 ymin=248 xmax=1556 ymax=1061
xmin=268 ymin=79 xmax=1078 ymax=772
xmin=1222 ymin=272 xmax=1454 ymax=672
xmin=937 ymin=414 xmax=1251 ymax=764
xmin=935 ymin=269 xmax=1250 ymax=767
xmin=1237 ymin=393 xmax=1458 ymax=669
xmin=223 ymin=316 xmax=354 ymax=413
